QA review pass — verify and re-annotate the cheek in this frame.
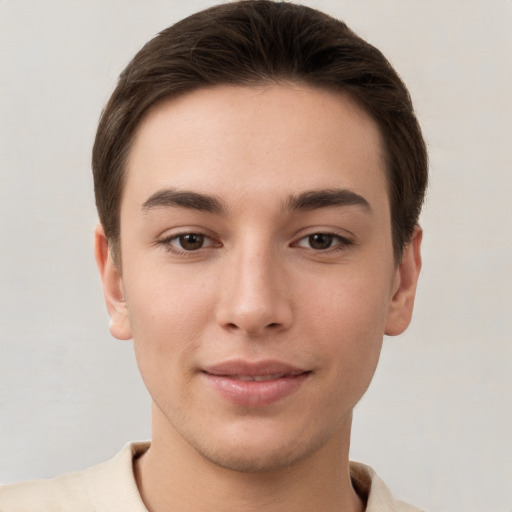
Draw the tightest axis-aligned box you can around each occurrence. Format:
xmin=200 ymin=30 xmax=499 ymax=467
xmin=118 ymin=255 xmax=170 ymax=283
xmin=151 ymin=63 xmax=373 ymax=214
xmin=302 ymin=262 xmax=393 ymax=335
xmin=125 ymin=262 xmax=217 ymax=339
xmin=123 ymin=267 xmax=218 ymax=397
xmin=299 ymin=267 xmax=392 ymax=381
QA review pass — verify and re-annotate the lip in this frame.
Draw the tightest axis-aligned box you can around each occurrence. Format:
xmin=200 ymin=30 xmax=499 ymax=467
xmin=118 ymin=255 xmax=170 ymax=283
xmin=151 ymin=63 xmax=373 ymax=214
xmin=201 ymin=360 xmax=310 ymax=406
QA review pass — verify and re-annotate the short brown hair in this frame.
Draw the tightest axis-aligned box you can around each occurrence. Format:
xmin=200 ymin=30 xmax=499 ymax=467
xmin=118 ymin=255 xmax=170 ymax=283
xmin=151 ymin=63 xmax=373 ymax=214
xmin=92 ymin=0 xmax=427 ymax=261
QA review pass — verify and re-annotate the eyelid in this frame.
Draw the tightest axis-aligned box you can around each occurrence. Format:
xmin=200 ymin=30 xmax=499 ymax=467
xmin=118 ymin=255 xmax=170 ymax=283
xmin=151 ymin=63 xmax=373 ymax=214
xmin=172 ymin=234 xmax=215 ymax=250
xmin=291 ymin=231 xmax=354 ymax=251
xmin=155 ymin=227 xmax=354 ymax=255
xmin=156 ymin=228 xmax=222 ymax=254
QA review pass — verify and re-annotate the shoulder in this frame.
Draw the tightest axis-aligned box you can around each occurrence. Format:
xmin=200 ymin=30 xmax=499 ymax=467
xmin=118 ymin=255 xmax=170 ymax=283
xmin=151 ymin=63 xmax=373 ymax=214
xmin=0 ymin=442 xmax=150 ymax=512
xmin=0 ymin=468 xmax=93 ymax=512
xmin=350 ymin=461 xmax=426 ymax=512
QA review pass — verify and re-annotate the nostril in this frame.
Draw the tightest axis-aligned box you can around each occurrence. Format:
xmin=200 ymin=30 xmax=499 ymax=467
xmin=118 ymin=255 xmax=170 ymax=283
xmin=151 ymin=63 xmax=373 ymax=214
xmin=224 ymin=321 xmax=280 ymax=333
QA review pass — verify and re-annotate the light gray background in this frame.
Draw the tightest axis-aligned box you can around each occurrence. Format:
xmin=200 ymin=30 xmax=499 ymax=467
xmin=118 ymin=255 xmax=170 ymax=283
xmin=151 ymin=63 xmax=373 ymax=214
xmin=1 ymin=1 xmax=511 ymax=510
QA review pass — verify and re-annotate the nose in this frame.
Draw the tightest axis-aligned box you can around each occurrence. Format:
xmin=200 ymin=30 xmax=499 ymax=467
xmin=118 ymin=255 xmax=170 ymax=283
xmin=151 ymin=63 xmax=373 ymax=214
xmin=215 ymin=245 xmax=293 ymax=337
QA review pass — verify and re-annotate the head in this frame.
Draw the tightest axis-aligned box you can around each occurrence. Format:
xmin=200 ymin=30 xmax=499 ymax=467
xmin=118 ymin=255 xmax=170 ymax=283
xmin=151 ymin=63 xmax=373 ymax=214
xmin=92 ymin=0 xmax=427 ymax=266
xmin=93 ymin=0 xmax=426 ymax=474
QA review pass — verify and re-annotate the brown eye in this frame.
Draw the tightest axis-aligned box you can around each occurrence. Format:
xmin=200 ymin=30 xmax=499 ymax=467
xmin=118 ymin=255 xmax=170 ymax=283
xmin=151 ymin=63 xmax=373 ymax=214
xmin=308 ymin=233 xmax=334 ymax=250
xmin=161 ymin=232 xmax=220 ymax=254
xmin=178 ymin=233 xmax=205 ymax=250
xmin=294 ymin=232 xmax=351 ymax=252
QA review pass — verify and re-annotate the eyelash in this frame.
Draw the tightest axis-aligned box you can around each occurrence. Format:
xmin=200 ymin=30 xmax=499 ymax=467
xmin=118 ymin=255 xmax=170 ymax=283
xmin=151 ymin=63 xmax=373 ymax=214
xmin=158 ymin=231 xmax=353 ymax=255
xmin=293 ymin=232 xmax=353 ymax=252
xmin=158 ymin=232 xmax=220 ymax=254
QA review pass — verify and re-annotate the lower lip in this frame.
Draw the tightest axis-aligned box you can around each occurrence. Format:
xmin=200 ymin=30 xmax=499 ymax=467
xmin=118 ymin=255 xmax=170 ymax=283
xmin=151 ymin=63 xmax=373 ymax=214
xmin=203 ymin=372 xmax=310 ymax=406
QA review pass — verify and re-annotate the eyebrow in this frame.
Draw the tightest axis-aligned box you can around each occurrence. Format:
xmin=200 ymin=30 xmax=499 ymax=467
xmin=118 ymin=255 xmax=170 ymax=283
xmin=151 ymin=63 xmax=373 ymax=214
xmin=286 ymin=188 xmax=371 ymax=212
xmin=142 ymin=188 xmax=226 ymax=214
xmin=141 ymin=187 xmax=371 ymax=215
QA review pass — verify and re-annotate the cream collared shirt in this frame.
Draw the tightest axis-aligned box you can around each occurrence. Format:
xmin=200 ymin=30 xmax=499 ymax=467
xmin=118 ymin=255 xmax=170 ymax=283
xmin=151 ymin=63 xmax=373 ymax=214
xmin=0 ymin=442 xmax=424 ymax=511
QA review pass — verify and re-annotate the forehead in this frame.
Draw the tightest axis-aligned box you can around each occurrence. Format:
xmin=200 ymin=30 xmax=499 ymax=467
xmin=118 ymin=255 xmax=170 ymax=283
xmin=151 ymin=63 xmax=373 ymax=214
xmin=123 ymin=84 xmax=388 ymax=213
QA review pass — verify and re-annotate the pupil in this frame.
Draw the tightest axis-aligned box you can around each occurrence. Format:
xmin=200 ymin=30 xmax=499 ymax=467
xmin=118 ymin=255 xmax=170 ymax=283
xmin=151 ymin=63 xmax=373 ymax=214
xmin=309 ymin=233 xmax=332 ymax=250
xmin=180 ymin=234 xmax=204 ymax=250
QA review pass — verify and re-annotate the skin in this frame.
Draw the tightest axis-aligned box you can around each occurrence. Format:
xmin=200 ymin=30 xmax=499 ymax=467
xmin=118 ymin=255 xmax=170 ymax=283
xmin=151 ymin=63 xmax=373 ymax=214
xmin=95 ymin=84 xmax=422 ymax=512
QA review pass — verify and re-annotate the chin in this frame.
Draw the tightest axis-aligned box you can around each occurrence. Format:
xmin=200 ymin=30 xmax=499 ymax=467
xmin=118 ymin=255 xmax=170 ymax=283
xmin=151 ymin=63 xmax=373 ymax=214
xmin=195 ymin=441 xmax=313 ymax=474
xmin=182 ymin=420 xmax=339 ymax=474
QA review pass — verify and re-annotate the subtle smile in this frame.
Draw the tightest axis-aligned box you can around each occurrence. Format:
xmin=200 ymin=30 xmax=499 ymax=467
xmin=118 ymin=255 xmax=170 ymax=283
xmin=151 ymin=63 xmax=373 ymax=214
xmin=202 ymin=361 xmax=311 ymax=406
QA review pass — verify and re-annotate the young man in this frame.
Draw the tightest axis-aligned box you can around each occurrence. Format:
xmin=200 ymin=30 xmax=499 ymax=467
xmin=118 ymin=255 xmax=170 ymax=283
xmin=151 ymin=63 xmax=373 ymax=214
xmin=0 ymin=1 xmax=427 ymax=510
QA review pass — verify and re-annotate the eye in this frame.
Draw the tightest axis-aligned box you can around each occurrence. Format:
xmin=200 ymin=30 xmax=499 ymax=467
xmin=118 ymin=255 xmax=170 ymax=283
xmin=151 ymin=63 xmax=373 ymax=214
xmin=163 ymin=233 xmax=218 ymax=252
xmin=295 ymin=233 xmax=350 ymax=251
xmin=175 ymin=233 xmax=205 ymax=251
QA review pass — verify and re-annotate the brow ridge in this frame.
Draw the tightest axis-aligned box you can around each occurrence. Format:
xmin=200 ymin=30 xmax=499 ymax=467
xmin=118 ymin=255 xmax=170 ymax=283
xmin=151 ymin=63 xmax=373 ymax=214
xmin=142 ymin=188 xmax=226 ymax=214
xmin=286 ymin=188 xmax=371 ymax=211
xmin=142 ymin=187 xmax=370 ymax=215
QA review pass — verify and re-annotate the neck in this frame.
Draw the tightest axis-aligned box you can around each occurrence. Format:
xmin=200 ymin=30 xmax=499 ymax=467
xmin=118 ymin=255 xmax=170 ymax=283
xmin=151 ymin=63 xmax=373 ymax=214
xmin=135 ymin=406 xmax=364 ymax=512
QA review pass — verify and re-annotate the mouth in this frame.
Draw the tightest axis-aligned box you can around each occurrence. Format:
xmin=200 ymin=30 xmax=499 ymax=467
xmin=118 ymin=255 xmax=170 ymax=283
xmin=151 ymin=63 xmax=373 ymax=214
xmin=225 ymin=372 xmax=305 ymax=382
xmin=201 ymin=360 xmax=311 ymax=406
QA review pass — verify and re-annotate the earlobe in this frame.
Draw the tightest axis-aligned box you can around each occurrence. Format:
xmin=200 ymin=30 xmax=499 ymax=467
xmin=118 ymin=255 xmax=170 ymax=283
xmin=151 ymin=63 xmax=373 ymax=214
xmin=94 ymin=225 xmax=132 ymax=341
xmin=384 ymin=226 xmax=423 ymax=336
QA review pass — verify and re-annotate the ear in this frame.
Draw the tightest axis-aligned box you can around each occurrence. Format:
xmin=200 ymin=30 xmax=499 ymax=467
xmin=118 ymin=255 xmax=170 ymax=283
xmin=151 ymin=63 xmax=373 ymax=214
xmin=385 ymin=226 xmax=423 ymax=336
xmin=94 ymin=225 xmax=132 ymax=340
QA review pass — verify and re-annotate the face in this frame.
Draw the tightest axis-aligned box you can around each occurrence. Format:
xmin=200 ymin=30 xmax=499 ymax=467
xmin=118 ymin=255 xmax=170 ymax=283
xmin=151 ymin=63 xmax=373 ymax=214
xmin=96 ymin=84 xmax=421 ymax=472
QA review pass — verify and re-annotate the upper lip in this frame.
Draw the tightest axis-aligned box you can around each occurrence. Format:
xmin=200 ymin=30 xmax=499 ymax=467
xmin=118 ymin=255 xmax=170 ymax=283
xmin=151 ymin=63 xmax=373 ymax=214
xmin=202 ymin=360 xmax=308 ymax=378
